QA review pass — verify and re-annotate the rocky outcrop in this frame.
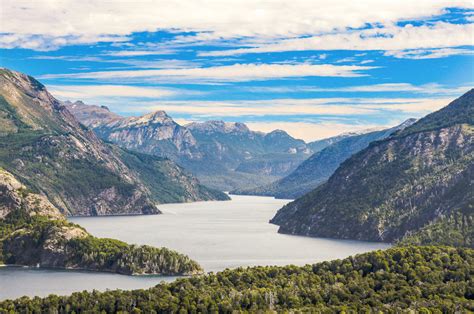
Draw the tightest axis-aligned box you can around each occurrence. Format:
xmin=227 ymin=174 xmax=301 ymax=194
xmin=271 ymin=90 xmax=474 ymax=245
xmin=0 ymin=169 xmax=63 ymax=220
xmin=0 ymin=168 xmax=203 ymax=275
xmin=63 ymin=100 xmax=121 ymax=128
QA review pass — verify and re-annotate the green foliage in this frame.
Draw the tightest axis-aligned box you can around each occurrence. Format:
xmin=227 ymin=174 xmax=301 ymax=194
xmin=1 ymin=246 xmax=472 ymax=312
xmin=398 ymin=210 xmax=474 ymax=248
xmin=396 ymin=89 xmax=474 ymax=137
xmin=271 ymin=90 xmax=473 ymax=243
xmin=117 ymin=148 xmax=229 ymax=203
xmin=65 ymin=236 xmax=202 ymax=275
xmin=0 ymin=205 xmax=202 ymax=275
xmin=235 ymin=127 xmax=401 ymax=199
xmin=0 ymin=68 xmax=228 ymax=215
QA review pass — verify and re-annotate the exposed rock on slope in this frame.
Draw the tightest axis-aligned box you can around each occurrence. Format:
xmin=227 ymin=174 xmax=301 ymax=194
xmin=0 ymin=168 xmax=202 ymax=275
xmin=235 ymin=119 xmax=416 ymax=199
xmin=0 ymin=68 xmax=227 ymax=215
xmin=67 ymin=102 xmax=315 ymax=190
xmin=271 ymin=90 xmax=474 ymax=246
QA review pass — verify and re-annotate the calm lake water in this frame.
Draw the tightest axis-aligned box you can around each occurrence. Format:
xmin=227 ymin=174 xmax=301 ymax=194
xmin=0 ymin=195 xmax=390 ymax=300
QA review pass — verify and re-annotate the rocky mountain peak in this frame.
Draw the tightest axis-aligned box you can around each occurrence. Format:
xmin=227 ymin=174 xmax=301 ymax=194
xmin=1 ymin=68 xmax=61 ymax=113
xmin=140 ymin=110 xmax=173 ymax=124
xmin=266 ymin=129 xmax=291 ymax=138
xmin=187 ymin=120 xmax=251 ymax=134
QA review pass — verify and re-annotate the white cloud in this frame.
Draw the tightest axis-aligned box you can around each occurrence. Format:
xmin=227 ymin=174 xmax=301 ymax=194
xmin=40 ymin=63 xmax=376 ymax=82
xmin=103 ymin=50 xmax=177 ymax=57
xmin=200 ymin=22 xmax=474 ymax=57
xmin=384 ymin=48 xmax=474 ymax=59
xmin=247 ymin=83 xmax=473 ymax=95
xmin=106 ymin=97 xmax=453 ymax=119
xmin=1 ymin=0 xmax=473 ymax=50
xmin=0 ymin=33 xmax=129 ymax=51
xmin=48 ymin=84 xmax=177 ymax=100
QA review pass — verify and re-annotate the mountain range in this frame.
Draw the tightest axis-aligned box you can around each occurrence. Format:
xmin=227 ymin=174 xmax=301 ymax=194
xmin=66 ymin=102 xmax=340 ymax=191
xmin=0 ymin=68 xmax=228 ymax=216
xmin=233 ymin=119 xmax=417 ymax=199
xmin=271 ymin=89 xmax=474 ymax=247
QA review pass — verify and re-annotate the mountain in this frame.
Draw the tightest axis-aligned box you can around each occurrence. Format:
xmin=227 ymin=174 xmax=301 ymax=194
xmin=0 ymin=168 xmax=202 ymax=275
xmin=235 ymin=119 xmax=416 ymax=199
xmin=3 ymin=246 xmax=472 ymax=312
xmin=306 ymin=131 xmax=368 ymax=152
xmin=66 ymin=100 xmax=204 ymax=161
xmin=271 ymin=90 xmax=474 ymax=247
xmin=0 ymin=68 xmax=227 ymax=216
xmin=116 ymin=147 xmax=229 ymax=203
xmin=62 ymin=100 xmax=121 ymax=128
xmin=67 ymin=104 xmax=314 ymax=191
xmin=184 ymin=122 xmax=311 ymax=189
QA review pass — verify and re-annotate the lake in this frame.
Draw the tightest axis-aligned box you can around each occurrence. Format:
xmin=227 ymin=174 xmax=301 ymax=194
xmin=0 ymin=195 xmax=390 ymax=300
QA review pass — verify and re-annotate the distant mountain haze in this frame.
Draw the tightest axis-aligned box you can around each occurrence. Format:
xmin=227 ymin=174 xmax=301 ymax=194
xmin=67 ymin=102 xmax=349 ymax=191
xmin=234 ymin=118 xmax=417 ymax=199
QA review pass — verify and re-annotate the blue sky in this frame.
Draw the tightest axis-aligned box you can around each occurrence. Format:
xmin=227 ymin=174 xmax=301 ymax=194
xmin=1 ymin=1 xmax=473 ymax=140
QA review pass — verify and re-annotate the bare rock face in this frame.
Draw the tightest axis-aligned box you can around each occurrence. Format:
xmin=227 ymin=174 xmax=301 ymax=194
xmin=0 ymin=69 xmax=161 ymax=216
xmin=66 ymin=103 xmax=200 ymax=160
xmin=0 ymin=168 xmax=88 ymax=266
xmin=0 ymin=168 xmax=62 ymax=220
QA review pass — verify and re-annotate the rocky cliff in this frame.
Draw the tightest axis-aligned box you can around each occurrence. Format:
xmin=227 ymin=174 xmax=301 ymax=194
xmin=271 ymin=90 xmax=474 ymax=246
xmin=0 ymin=68 xmax=227 ymax=216
xmin=0 ymin=168 xmax=202 ymax=275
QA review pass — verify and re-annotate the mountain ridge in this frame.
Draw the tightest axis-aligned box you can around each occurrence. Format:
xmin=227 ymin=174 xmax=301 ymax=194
xmin=233 ymin=118 xmax=416 ymax=199
xmin=66 ymin=102 xmax=322 ymax=190
xmin=270 ymin=90 xmax=473 ymax=246
xmin=0 ymin=68 xmax=228 ymax=216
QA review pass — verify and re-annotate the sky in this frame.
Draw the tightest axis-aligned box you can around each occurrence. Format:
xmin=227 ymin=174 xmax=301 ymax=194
xmin=1 ymin=0 xmax=473 ymax=141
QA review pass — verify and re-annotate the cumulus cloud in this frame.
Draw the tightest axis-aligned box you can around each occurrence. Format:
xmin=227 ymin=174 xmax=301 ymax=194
xmin=0 ymin=33 xmax=129 ymax=51
xmin=200 ymin=22 xmax=474 ymax=57
xmin=2 ymin=0 xmax=473 ymax=50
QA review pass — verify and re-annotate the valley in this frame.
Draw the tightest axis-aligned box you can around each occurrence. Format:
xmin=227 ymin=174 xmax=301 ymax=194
xmin=0 ymin=195 xmax=389 ymax=300
xmin=0 ymin=69 xmax=472 ymax=312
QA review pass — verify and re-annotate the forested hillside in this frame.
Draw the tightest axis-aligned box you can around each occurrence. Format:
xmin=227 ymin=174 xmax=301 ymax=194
xmin=1 ymin=246 xmax=472 ymax=312
xmin=0 ymin=168 xmax=202 ymax=276
xmin=271 ymin=90 xmax=474 ymax=245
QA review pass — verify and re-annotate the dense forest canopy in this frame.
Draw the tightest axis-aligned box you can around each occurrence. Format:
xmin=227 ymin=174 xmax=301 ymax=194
xmin=1 ymin=246 xmax=472 ymax=312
